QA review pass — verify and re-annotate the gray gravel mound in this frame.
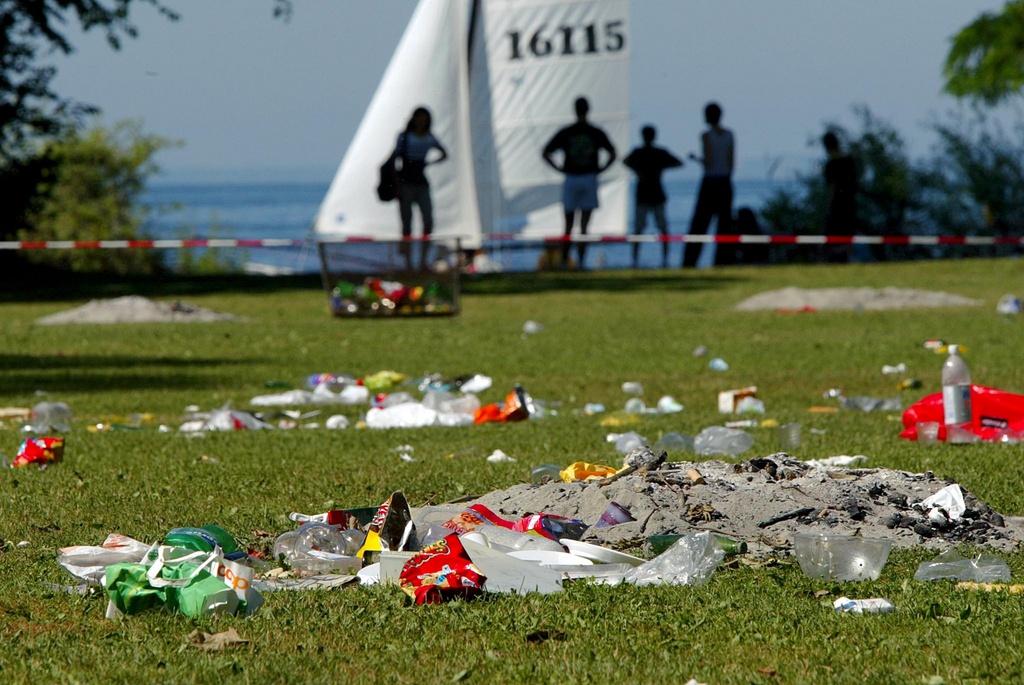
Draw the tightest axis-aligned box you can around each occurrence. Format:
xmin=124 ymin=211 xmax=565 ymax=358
xmin=36 ymin=296 xmax=235 ymax=325
xmin=735 ymin=287 xmax=980 ymax=312
xmin=473 ymin=455 xmax=1024 ymax=556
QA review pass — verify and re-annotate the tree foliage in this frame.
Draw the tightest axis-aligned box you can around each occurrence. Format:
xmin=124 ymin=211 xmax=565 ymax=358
xmin=761 ymin=107 xmax=921 ymax=236
xmin=17 ymin=121 xmax=169 ymax=273
xmin=944 ymin=0 xmax=1024 ymax=104
xmin=0 ymin=0 xmax=180 ymax=159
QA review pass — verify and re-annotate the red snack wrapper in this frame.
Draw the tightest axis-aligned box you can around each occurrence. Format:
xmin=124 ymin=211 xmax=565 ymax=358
xmin=368 ymin=491 xmax=412 ymax=551
xmin=13 ymin=436 xmax=64 ymax=468
xmin=474 ymin=386 xmax=533 ymax=425
xmin=399 ymin=534 xmax=485 ymax=605
xmin=440 ymin=504 xmax=515 ymax=535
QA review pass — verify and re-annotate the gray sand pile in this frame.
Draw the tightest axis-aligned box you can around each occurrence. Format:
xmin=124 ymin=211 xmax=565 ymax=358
xmin=473 ymin=455 xmax=1024 ymax=556
xmin=735 ymin=287 xmax=980 ymax=312
xmin=36 ymin=296 xmax=235 ymax=325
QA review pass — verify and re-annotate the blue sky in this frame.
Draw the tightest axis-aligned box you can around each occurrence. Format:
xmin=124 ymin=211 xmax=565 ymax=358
xmin=52 ymin=0 xmax=1005 ymax=181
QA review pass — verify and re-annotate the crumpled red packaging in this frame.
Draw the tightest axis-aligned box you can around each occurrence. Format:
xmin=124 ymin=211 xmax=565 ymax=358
xmin=13 ymin=436 xmax=64 ymax=468
xmin=399 ymin=534 xmax=486 ymax=605
xmin=474 ymin=386 xmax=532 ymax=425
xmin=440 ymin=504 xmax=515 ymax=535
xmin=368 ymin=491 xmax=413 ymax=550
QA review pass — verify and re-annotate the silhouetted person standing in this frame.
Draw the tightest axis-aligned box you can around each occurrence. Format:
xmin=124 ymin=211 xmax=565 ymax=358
xmin=543 ymin=97 xmax=617 ymax=269
xmin=624 ymin=125 xmax=683 ymax=268
xmin=822 ymin=132 xmax=859 ymax=234
xmin=683 ymin=102 xmax=734 ymax=268
xmin=393 ymin=106 xmax=448 ymax=269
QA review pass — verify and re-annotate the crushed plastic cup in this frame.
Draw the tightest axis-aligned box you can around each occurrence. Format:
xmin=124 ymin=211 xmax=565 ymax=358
xmin=914 ymin=550 xmax=1011 ymax=583
xmin=997 ymin=294 xmax=1022 ymax=315
xmin=522 ymin=320 xmax=544 ymax=336
xmin=708 ymin=358 xmax=729 ymax=372
xmin=655 ymin=432 xmax=694 ymax=453
xmin=656 ymin=396 xmax=683 ymax=414
xmin=833 ymin=597 xmax=894 ymax=614
xmin=841 ymin=396 xmax=902 ymax=412
xmin=608 ymin=431 xmax=647 ymax=454
xmin=916 ymin=421 xmax=940 ymax=445
xmin=736 ymin=396 xmax=765 ymax=414
xmin=594 ymin=501 xmax=635 ymax=529
xmin=27 ymin=401 xmax=73 ymax=433
xmin=693 ymin=426 xmax=753 ymax=457
xmin=779 ymin=423 xmax=802 ymax=451
xmin=621 ymin=381 xmax=644 ymax=396
xmin=325 ymin=415 xmax=349 ymax=430
xmin=793 ymin=533 xmax=892 ymax=581
xmin=624 ymin=398 xmax=647 ymax=414
xmin=531 ymin=464 xmax=562 ymax=484
xmin=486 ymin=449 xmax=516 ymax=464
xmin=624 ymin=532 xmax=724 ymax=587
xmin=881 ymin=363 xmax=908 ymax=376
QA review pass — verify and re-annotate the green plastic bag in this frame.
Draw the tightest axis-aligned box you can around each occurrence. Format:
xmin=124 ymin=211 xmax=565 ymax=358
xmin=104 ymin=547 xmax=243 ymax=619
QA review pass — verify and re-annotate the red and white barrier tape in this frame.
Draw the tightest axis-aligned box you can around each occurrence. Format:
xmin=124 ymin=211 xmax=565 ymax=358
xmin=0 ymin=234 xmax=1021 ymax=250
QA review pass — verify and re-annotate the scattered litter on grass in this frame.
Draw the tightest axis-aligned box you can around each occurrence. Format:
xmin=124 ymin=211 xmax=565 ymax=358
xmin=325 ymin=415 xmax=349 ymax=430
xmin=793 ymin=532 xmax=891 ymax=581
xmin=25 ymin=402 xmax=72 ymax=433
xmin=607 ymin=431 xmax=647 ymax=454
xmin=719 ymin=387 xmax=758 ymax=414
xmin=486 ymin=449 xmax=516 ymax=464
xmin=621 ymin=381 xmax=643 ymax=395
xmin=708 ymin=358 xmax=729 ymax=372
xmin=656 ymin=396 xmax=683 ymax=414
xmin=188 ymin=628 xmax=249 ymax=652
xmin=522 ymin=320 xmax=544 ymax=336
xmin=915 ymin=550 xmax=1011 ymax=583
xmin=36 ymin=296 xmax=235 ymax=325
xmin=735 ymin=287 xmax=980 ymax=312
xmin=805 ymin=455 xmax=868 ymax=469
xmin=692 ymin=345 xmax=708 ymax=357
xmin=997 ymin=294 xmax=1022 ymax=315
xmin=882 ymin=363 xmax=907 ymax=376
xmin=693 ymin=427 xmax=753 ymax=456
xmin=180 ymin=407 xmax=271 ymax=432
xmin=833 ymin=597 xmax=894 ymax=614
xmin=13 ymin=436 xmax=64 ymax=468
xmin=583 ymin=403 xmax=606 ymax=415
xmin=841 ymin=395 xmax=902 ymax=412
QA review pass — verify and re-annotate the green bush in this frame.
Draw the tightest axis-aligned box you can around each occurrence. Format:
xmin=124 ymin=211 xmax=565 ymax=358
xmin=16 ymin=121 xmax=170 ymax=274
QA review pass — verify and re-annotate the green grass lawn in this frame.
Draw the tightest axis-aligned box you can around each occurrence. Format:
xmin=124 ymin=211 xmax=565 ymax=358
xmin=3 ymin=259 xmax=1024 ymax=684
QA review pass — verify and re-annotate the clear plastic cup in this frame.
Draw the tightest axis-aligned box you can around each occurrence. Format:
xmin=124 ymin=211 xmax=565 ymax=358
xmin=916 ymin=421 xmax=940 ymax=445
xmin=793 ymin=533 xmax=892 ymax=581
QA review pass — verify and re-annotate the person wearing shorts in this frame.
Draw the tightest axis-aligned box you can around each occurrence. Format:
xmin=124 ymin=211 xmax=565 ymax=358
xmin=542 ymin=97 xmax=617 ymax=269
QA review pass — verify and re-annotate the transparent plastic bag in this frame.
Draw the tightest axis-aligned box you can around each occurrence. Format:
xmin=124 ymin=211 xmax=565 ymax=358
xmin=914 ymin=550 xmax=1010 ymax=583
xmin=625 ymin=531 xmax=724 ymax=587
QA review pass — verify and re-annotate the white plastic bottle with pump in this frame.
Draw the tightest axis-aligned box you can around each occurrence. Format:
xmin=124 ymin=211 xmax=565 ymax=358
xmin=942 ymin=344 xmax=972 ymax=430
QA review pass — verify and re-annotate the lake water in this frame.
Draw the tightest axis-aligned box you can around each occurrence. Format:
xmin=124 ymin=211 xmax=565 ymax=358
xmin=141 ymin=177 xmax=797 ymax=273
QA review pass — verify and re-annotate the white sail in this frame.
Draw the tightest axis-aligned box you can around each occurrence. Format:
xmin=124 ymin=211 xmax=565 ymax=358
xmin=470 ymin=0 xmax=631 ymax=237
xmin=314 ymin=0 xmax=480 ymax=246
xmin=316 ymin=0 xmax=631 ymax=247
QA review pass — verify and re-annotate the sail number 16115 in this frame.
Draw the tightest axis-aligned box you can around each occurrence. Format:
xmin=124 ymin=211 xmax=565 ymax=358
xmin=507 ymin=21 xmax=626 ymax=61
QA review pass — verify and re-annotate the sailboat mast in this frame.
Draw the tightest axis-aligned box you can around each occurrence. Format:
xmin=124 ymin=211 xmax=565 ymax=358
xmin=467 ymin=0 xmax=481 ymax=69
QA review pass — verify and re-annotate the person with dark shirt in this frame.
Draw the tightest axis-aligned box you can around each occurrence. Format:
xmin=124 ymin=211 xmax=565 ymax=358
xmin=623 ymin=125 xmax=683 ymax=268
xmin=392 ymin=106 xmax=448 ymax=269
xmin=822 ymin=131 xmax=858 ymax=233
xmin=683 ymin=102 xmax=735 ymax=268
xmin=542 ymin=97 xmax=617 ymax=269
xmin=822 ymin=131 xmax=859 ymax=262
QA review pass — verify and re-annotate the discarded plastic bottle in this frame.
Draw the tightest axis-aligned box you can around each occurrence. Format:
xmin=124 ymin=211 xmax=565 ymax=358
xmin=28 ymin=401 xmax=73 ymax=433
xmin=942 ymin=344 xmax=972 ymax=433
